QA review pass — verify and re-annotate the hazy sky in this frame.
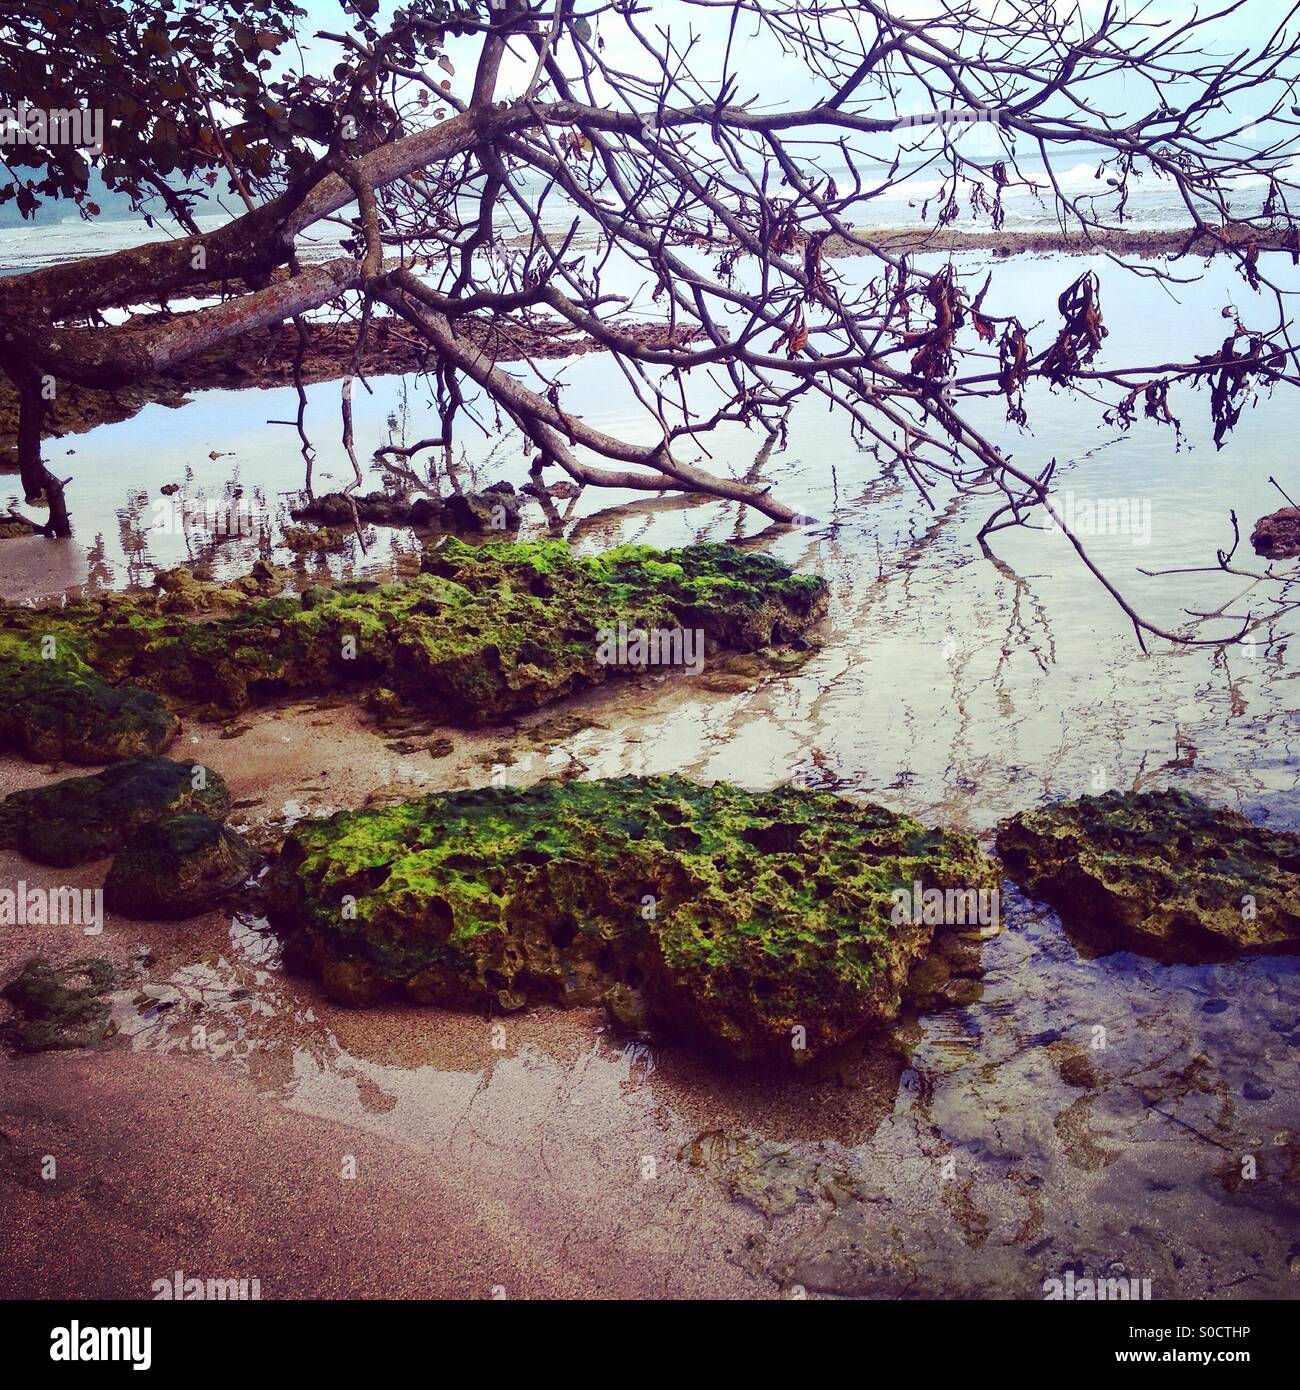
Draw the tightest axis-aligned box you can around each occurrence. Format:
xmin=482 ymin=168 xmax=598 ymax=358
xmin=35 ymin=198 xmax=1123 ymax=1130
xmin=291 ymin=0 xmax=1297 ymax=127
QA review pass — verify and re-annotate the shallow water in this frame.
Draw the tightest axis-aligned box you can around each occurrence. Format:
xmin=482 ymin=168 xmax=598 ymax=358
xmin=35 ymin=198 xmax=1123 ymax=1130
xmin=2 ymin=246 xmax=1298 ymax=1298
xmin=87 ymin=867 xmax=1298 ymax=1297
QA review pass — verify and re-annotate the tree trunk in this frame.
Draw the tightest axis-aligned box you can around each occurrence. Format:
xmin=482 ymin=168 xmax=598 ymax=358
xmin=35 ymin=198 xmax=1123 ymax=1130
xmin=8 ymin=365 xmax=71 ymax=538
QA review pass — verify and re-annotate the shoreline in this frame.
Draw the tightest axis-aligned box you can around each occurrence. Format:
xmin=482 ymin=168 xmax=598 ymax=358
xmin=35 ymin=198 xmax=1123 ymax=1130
xmin=0 ymin=316 xmax=699 ymax=472
xmin=2 ymin=691 xmax=1297 ymax=1299
xmin=1 ymin=514 xmax=1297 ymax=1299
xmin=826 ymin=223 xmax=1281 ymax=260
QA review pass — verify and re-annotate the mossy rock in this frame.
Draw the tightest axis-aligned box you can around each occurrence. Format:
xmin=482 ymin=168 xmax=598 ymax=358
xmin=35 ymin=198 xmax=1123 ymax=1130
xmin=1 ymin=957 xmax=119 ymax=1053
xmin=282 ymin=525 xmax=349 ymax=553
xmin=0 ymin=630 xmax=178 ymax=763
xmin=267 ymin=776 xmax=996 ymax=1063
xmin=997 ymin=789 xmax=1300 ymax=955
xmin=0 ymin=758 xmax=231 ymax=867
xmin=153 ymin=566 xmax=261 ymax=615
xmin=0 ymin=538 xmax=827 ymax=724
xmin=438 ymin=484 xmax=522 ymax=533
xmin=104 ymin=813 xmax=258 ymax=919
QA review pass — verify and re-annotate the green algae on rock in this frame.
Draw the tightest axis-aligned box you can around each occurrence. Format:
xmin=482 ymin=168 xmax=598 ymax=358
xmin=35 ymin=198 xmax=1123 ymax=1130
xmin=0 ymin=630 xmax=178 ymax=763
xmin=997 ymin=788 xmax=1300 ymax=955
xmin=1 ymin=957 xmax=119 ymax=1053
xmin=282 ymin=524 xmax=350 ymax=553
xmin=267 ymin=775 xmax=996 ymax=1062
xmin=0 ymin=538 xmax=827 ymax=724
xmin=0 ymin=758 xmax=231 ymax=867
xmin=104 ymin=813 xmax=258 ymax=919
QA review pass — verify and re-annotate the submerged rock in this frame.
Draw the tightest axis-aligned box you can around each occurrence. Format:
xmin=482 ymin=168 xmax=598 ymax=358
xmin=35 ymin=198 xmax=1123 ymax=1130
xmin=1250 ymin=507 xmax=1300 ymax=559
xmin=0 ymin=538 xmax=827 ymax=722
xmin=291 ymin=489 xmax=409 ymax=527
xmin=105 ymin=813 xmax=258 ymax=918
xmin=292 ymin=481 xmax=522 ymax=534
xmin=436 ymin=482 xmax=522 ymax=533
xmin=282 ymin=524 xmax=349 ymax=553
xmin=0 ymin=757 xmax=231 ymax=867
xmin=997 ymin=789 xmax=1300 ymax=955
xmin=1 ymin=957 xmax=119 ymax=1052
xmin=0 ymin=630 xmax=178 ymax=763
xmin=267 ymin=775 xmax=996 ymax=1062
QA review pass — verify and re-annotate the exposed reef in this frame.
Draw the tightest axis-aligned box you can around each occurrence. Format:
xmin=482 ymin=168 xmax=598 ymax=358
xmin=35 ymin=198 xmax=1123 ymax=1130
xmin=0 ymin=758 xmax=231 ymax=867
xmin=0 ymin=539 xmax=827 ymax=737
xmin=0 ymin=630 xmax=178 ymax=763
xmin=0 ymin=958 xmax=120 ymax=1053
xmin=267 ymin=775 xmax=997 ymax=1063
xmin=997 ymin=788 xmax=1300 ymax=956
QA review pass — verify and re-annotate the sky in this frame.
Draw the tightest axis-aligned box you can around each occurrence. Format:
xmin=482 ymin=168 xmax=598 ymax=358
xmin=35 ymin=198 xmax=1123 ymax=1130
xmin=286 ymin=0 xmax=1299 ymax=132
xmin=8 ymin=0 xmax=1293 ymax=227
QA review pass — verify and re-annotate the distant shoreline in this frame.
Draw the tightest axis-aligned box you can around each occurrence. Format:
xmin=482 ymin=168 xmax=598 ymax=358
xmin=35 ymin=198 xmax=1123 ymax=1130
xmin=829 ymin=224 xmax=1286 ymax=259
xmin=2 ymin=222 xmax=1291 ymax=474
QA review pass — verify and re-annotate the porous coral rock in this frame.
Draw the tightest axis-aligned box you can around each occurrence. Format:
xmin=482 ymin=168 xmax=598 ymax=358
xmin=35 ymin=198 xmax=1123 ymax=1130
xmin=0 ymin=630 xmax=178 ymax=763
xmin=997 ymin=788 xmax=1300 ymax=955
xmin=0 ymin=539 xmax=828 ymax=724
xmin=1250 ymin=507 xmax=1300 ymax=560
xmin=267 ymin=775 xmax=996 ymax=1063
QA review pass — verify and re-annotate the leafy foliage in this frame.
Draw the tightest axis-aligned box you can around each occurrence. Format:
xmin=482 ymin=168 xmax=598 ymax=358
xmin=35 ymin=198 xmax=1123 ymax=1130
xmin=0 ymin=0 xmax=478 ymax=221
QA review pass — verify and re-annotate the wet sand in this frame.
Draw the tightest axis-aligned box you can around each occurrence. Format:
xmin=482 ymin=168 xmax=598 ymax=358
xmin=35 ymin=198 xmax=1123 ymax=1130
xmin=0 ymin=694 xmax=898 ymax=1301
xmin=2 ymin=1050 xmax=634 ymax=1300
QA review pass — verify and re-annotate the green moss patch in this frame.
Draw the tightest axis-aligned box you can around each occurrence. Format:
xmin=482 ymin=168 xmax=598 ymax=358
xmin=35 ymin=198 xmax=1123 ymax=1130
xmin=0 ymin=630 xmax=178 ymax=763
xmin=267 ymin=775 xmax=995 ymax=1062
xmin=0 ymin=539 xmax=826 ymax=731
xmin=1 ymin=957 xmax=120 ymax=1053
xmin=997 ymin=788 xmax=1300 ymax=955
xmin=0 ymin=757 xmax=231 ymax=867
